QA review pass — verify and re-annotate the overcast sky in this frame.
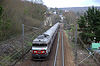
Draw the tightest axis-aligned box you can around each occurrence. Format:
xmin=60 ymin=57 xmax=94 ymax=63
xmin=42 ymin=0 xmax=100 ymax=8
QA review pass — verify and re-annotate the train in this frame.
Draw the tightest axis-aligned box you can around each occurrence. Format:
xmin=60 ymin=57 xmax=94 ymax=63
xmin=32 ymin=23 xmax=60 ymax=58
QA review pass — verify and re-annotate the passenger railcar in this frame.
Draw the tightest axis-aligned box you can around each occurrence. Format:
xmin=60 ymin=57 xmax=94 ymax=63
xmin=32 ymin=23 xmax=59 ymax=58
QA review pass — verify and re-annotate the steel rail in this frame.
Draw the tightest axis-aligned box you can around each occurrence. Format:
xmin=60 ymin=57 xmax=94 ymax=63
xmin=53 ymin=32 xmax=60 ymax=66
xmin=61 ymin=31 xmax=64 ymax=66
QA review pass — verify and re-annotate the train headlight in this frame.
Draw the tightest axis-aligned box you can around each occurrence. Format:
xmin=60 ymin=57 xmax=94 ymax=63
xmin=33 ymin=50 xmax=38 ymax=54
xmin=41 ymin=50 xmax=46 ymax=54
xmin=34 ymin=51 xmax=37 ymax=53
xmin=41 ymin=51 xmax=45 ymax=53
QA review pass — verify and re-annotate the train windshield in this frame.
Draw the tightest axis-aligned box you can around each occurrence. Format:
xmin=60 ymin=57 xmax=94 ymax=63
xmin=32 ymin=44 xmax=47 ymax=47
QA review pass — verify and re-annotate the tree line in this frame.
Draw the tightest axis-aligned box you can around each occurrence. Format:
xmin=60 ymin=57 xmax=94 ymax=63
xmin=0 ymin=6 xmax=13 ymax=41
xmin=0 ymin=0 xmax=47 ymax=41
xmin=78 ymin=6 xmax=100 ymax=44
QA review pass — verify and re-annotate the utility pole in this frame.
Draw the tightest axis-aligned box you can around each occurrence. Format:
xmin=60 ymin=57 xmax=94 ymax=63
xmin=22 ymin=24 xmax=24 ymax=57
xmin=75 ymin=24 xmax=77 ymax=66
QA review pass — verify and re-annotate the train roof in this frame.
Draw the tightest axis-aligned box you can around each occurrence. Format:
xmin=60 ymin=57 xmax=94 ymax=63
xmin=43 ymin=23 xmax=59 ymax=36
xmin=32 ymin=34 xmax=50 ymax=44
xmin=33 ymin=23 xmax=59 ymax=44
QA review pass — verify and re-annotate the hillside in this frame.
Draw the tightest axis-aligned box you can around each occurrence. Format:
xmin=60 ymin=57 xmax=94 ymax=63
xmin=59 ymin=6 xmax=100 ymax=14
xmin=0 ymin=0 xmax=47 ymax=40
xmin=0 ymin=0 xmax=47 ymax=26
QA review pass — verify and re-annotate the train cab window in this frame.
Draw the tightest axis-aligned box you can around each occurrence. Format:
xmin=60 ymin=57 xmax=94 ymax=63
xmin=44 ymin=34 xmax=49 ymax=37
xmin=37 ymin=35 xmax=44 ymax=39
xmin=32 ymin=44 xmax=47 ymax=47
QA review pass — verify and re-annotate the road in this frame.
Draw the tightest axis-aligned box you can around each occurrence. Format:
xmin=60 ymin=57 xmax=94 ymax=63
xmin=15 ymin=24 xmax=75 ymax=66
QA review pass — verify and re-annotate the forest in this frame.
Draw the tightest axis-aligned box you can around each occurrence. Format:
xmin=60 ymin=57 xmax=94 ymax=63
xmin=0 ymin=0 xmax=47 ymax=41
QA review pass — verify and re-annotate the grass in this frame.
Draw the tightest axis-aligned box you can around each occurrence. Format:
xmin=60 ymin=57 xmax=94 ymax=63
xmin=64 ymin=30 xmax=75 ymax=49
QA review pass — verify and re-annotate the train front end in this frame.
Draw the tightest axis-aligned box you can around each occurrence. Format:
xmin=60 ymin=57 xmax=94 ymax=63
xmin=32 ymin=35 xmax=49 ymax=58
xmin=32 ymin=43 xmax=48 ymax=58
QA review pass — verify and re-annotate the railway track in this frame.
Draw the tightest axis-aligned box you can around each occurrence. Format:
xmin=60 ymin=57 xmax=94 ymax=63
xmin=15 ymin=30 xmax=59 ymax=66
xmin=54 ymin=32 xmax=60 ymax=66
xmin=53 ymin=27 xmax=65 ymax=66
xmin=53 ymin=24 xmax=65 ymax=66
xmin=15 ymin=24 xmax=75 ymax=66
xmin=15 ymin=24 xmax=63 ymax=66
xmin=61 ymin=31 xmax=64 ymax=66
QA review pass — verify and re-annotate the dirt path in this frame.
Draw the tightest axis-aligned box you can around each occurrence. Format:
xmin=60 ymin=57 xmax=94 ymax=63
xmin=63 ymin=31 xmax=75 ymax=66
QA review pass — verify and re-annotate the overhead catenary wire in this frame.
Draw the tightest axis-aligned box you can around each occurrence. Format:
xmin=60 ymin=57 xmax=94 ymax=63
xmin=78 ymin=52 xmax=95 ymax=64
xmin=78 ymin=37 xmax=100 ymax=65
xmin=24 ymin=25 xmax=39 ymax=30
xmin=66 ymin=22 xmax=100 ymax=65
xmin=0 ymin=23 xmax=47 ymax=66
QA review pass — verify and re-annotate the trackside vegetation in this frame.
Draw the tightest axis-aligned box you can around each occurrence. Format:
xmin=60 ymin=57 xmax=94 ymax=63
xmin=0 ymin=6 xmax=13 ymax=41
xmin=78 ymin=6 xmax=100 ymax=44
